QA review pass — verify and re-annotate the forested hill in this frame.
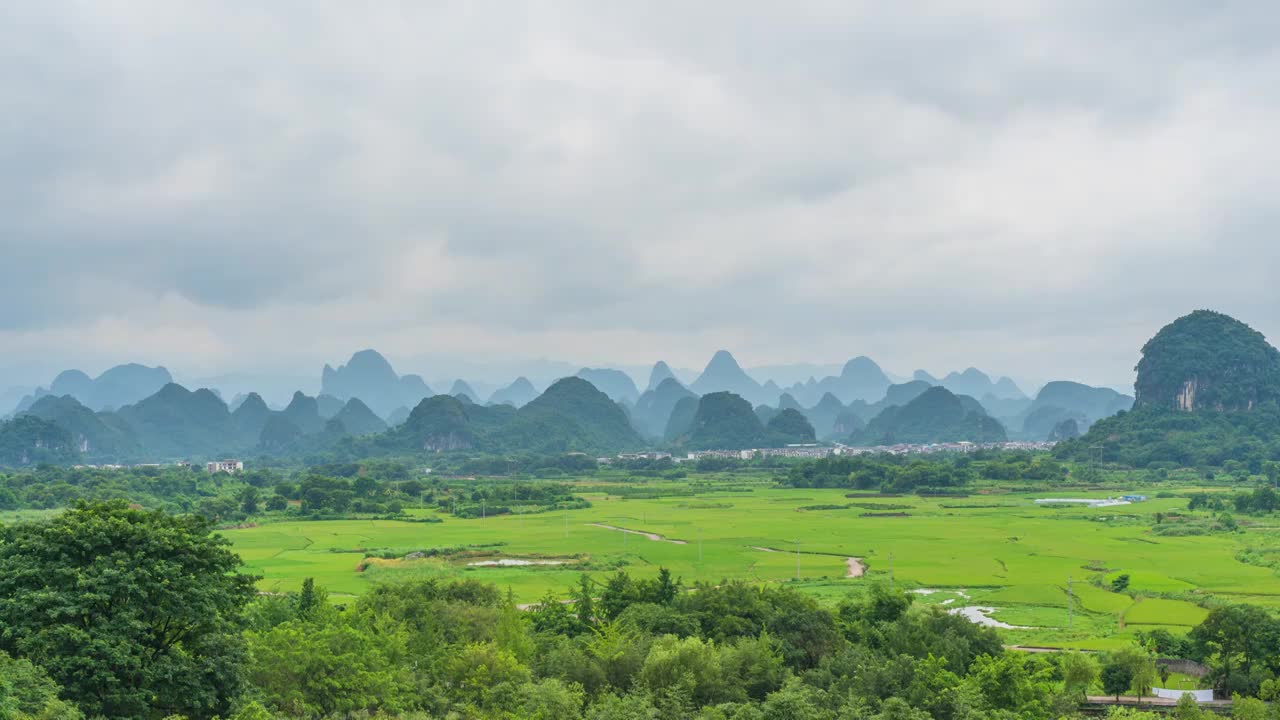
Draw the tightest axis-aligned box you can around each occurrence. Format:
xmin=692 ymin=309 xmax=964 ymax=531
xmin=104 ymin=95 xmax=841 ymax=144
xmin=1058 ymin=310 xmax=1280 ymax=467
xmin=1134 ymin=309 xmax=1280 ymax=412
xmin=852 ymin=386 xmax=1008 ymax=446
xmin=0 ymin=375 xmax=647 ymax=464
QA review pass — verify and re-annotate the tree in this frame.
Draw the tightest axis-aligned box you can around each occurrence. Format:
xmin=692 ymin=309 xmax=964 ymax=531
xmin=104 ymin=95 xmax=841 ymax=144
xmin=1230 ymin=695 xmax=1268 ymax=720
xmin=1102 ymin=661 xmax=1134 ymax=701
xmin=654 ymin=567 xmax=678 ymax=605
xmin=247 ymin=616 xmax=413 ymax=717
xmin=1252 ymin=486 xmax=1279 ymax=513
xmin=518 ymin=678 xmax=587 ymax=720
xmin=1190 ymin=604 xmax=1280 ymax=696
xmin=440 ymin=642 xmax=532 ymax=709
xmin=584 ymin=693 xmax=660 ymax=720
xmin=871 ymin=697 xmax=931 ymax=720
xmin=531 ymin=591 xmax=580 ymax=636
xmin=1263 ymin=461 xmax=1280 ymax=486
xmin=352 ymin=475 xmax=379 ymax=497
xmin=0 ymin=501 xmax=256 ymax=720
xmin=576 ymin=574 xmax=597 ymax=629
xmin=296 ymin=577 xmax=325 ymax=620
xmin=638 ymin=635 xmax=735 ymax=708
xmin=1112 ymin=574 xmax=1131 ymax=593
xmin=1173 ymin=693 xmax=1208 ymax=719
xmin=229 ymin=700 xmax=276 ymax=720
xmin=721 ymin=632 xmax=787 ymax=701
xmin=238 ymin=486 xmax=259 ymax=514
xmin=0 ymin=650 xmax=81 ymax=720
xmin=1060 ymin=651 xmax=1099 ymax=699
xmin=1109 ymin=645 xmax=1158 ymax=703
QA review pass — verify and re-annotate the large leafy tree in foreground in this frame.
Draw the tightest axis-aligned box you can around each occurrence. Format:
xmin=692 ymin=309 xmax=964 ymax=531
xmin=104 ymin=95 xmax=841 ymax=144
xmin=0 ymin=501 xmax=257 ymax=719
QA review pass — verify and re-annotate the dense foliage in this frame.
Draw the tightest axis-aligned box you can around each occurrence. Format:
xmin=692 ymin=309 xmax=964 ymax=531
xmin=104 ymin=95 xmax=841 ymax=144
xmin=0 ymin=500 xmax=1107 ymax=720
xmin=765 ymin=408 xmax=818 ymax=445
xmin=679 ymin=392 xmax=768 ymax=450
xmin=784 ymin=452 xmax=1066 ymax=493
xmin=0 ymin=415 xmax=78 ymax=466
xmin=1055 ymin=405 xmax=1280 ymax=468
xmin=1134 ymin=310 xmax=1280 ymax=412
xmin=0 ymin=502 xmax=256 ymax=718
xmin=3 ymin=491 xmax=1279 ymax=719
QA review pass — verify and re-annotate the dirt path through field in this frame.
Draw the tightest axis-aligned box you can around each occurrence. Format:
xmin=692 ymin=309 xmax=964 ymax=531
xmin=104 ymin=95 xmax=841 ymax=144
xmin=588 ymin=523 xmax=688 ymax=544
xmin=751 ymin=546 xmax=865 ymax=577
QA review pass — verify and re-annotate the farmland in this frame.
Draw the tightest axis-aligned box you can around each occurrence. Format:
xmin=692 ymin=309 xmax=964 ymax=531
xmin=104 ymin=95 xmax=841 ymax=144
xmin=224 ymin=475 xmax=1280 ymax=650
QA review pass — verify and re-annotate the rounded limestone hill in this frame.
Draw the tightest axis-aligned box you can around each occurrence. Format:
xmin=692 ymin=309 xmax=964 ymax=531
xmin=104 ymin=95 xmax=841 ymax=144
xmin=766 ymin=408 xmax=817 ymax=445
xmin=684 ymin=391 xmax=766 ymax=450
xmin=502 ymin=376 xmax=643 ymax=454
xmin=395 ymin=395 xmax=477 ymax=451
xmin=852 ymin=386 xmax=1006 ymax=446
xmin=1135 ymin=310 xmax=1280 ymax=412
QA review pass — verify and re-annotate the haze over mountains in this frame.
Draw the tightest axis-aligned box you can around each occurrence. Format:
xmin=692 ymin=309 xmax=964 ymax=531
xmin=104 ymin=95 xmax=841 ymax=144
xmin=0 ymin=341 xmax=1144 ymax=465
xmin=2 ymin=345 xmax=1112 ymax=420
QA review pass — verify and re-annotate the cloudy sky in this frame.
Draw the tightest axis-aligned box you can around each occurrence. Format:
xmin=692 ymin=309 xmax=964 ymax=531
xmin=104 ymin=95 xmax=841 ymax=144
xmin=4 ymin=1 xmax=1280 ymax=391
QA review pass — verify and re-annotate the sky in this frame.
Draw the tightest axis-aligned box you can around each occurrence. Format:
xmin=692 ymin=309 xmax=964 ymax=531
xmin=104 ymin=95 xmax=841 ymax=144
xmin=4 ymin=1 xmax=1280 ymax=393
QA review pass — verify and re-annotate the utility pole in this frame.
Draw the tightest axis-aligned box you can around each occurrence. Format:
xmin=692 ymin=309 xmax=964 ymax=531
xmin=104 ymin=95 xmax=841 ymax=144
xmin=481 ymin=501 xmax=486 ymax=524
xmin=889 ymin=552 xmax=894 ymax=592
xmin=698 ymin=527 xmax=703 ymax=564
xmin=1090 ymin=444 xmax=1103 ymax=477
xmin=564 ymin=510 xmax=568 ymax=538
xmin=1068 ymin=576 xmax=1074 ymax=631
xmin=795 ymin=540 xmax=801 ymax=580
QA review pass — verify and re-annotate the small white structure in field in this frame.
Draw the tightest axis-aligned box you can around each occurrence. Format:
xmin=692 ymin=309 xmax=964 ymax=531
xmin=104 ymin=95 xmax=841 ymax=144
xmin=1034 ymin=498 xmax=1131 ymax=508
xmin=1152 ymin=688 xmax=1213 ymax=702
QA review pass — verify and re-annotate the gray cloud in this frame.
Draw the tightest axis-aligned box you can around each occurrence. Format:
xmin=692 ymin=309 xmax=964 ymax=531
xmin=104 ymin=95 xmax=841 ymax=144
xmin=3 ymin=1 xmax=1280 ymax=390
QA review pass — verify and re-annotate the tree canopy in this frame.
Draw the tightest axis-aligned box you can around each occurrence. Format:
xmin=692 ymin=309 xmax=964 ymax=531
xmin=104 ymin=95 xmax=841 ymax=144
xmin=0 ymin=501 xmax=257 ymax=718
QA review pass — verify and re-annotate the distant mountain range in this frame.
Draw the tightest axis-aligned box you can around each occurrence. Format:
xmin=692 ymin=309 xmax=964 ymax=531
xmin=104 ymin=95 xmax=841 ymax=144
xmin=0 ymin=346 xmax=1141 ymax=465
xmin=322 ymin=350 xmax=433 ymax=418
xmin=380 ymin=377 xmax=640 ymax=455
xmin=13 ymin=364 xmax=173 ymax=414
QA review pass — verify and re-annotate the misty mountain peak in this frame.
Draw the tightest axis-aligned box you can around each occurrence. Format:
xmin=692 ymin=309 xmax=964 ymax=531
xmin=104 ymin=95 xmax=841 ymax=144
xmin=321 ymin=349 xmax=431 ymax=417
xmin=450 ymin=379 xmax=478 ymax=401
xmin=647 ymin=361 xmax=676 ymax=391
xmin=576 ymin=367 xmax=640 ymax=403
xmin=489 ymin=377 xmax=539 ymax=407
xmin=841 ymin=356 xmax=883 ymax=377
xmin=703 ymin=350 xmax=744 ymax=375
xmin=347 ymin=349 xmax=396 ymax=373
xmin=913 ymin=370 xmax=939 ymax=384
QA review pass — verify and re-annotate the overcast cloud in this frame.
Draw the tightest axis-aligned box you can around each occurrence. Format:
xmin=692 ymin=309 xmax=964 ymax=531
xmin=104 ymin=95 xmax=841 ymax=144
xmin=3 ymin=1 xmax=1280 ymax=390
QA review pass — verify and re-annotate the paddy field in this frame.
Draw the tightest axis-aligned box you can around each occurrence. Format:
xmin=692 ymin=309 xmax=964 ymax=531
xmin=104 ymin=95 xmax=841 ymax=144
xmin=223 ymin=480 xmax=1280 ymax=649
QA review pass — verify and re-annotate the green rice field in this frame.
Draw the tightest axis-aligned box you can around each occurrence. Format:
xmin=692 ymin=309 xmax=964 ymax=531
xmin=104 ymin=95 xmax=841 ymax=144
xmin=223 ymin=481 xmax=1280 ymax=650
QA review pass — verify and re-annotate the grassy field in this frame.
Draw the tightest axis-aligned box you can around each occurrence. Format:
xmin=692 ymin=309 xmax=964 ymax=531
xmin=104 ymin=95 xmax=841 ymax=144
xmin=223 ymin=479 xmax=1280 ymax=649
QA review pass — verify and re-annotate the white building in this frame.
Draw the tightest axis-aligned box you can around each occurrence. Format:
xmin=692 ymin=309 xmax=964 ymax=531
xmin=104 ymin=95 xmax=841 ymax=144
xmin=206 ymin=460 xmax=244 ymax=474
